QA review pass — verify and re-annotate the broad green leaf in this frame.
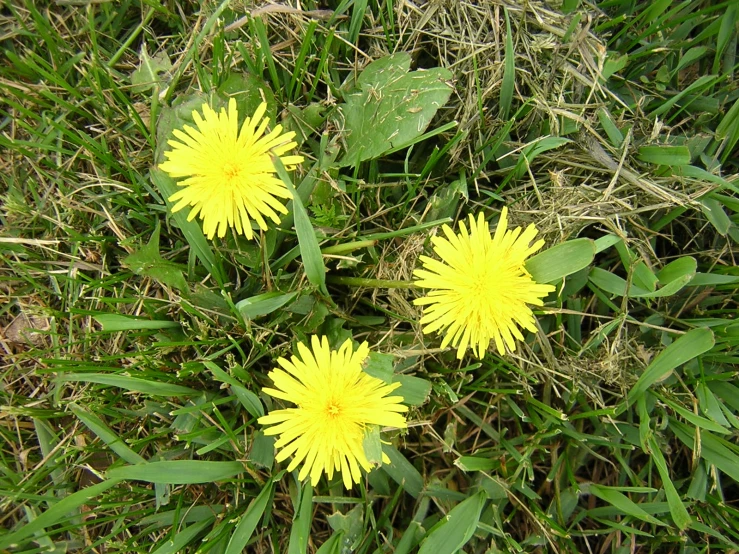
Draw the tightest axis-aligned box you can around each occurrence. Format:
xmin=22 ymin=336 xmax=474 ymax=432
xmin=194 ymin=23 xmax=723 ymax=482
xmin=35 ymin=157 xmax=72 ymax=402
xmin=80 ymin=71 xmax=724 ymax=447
xmin=236 ymin=291 xmax=299 ymax=320
xmin=455 ymin=456 xmax=496 ymax=472
xmin=362 ymin=426 xmax=383 ymax=465
xmin=363 ymin=351 xmax=394 ymax=382
xmin=275 ymin=158 xmax=327 ymax=295
xmin=337 ymin=52 xmax=453 ymax=166
xmin=131 ymin=45 xmax=172 ymax=93
xmin=625 ymin=328 xmax=714 ymax=408
xmin=327 ymin=505 xmax=363 ymax=545
xmin=601 ymin=52 xmax=628 ymax=80
xmin=632 ymin=261 xmax=658 ymax=292
xmin=588 ymin=267 xmax=644 ymax=297
xmin=588 ymin=484 xmax=665 ymax=526
xmin=381 ymin=445 xmax=424 ymax=498
xmin=526 ymin=238 xmax=595 ymax=284
xmin=59 ymin=373 xmax=197 ymax=396
xmin=417 ymin=491 xmax=486 ymax=554
xmin=637 ymin=145 xmax=691 ymax=166
xmin=249 ymin=431 xmax=275 ymax=469
xmin=589 ymin=262 xmax=695 ymax=299
xmin=288 ymin=481 xmax=313 ymax=554
xmin=71 ymin=404 xmax=172 ymax=508
xmin=107 ymin=461 xmax=243 ymax=484
xmin=362 ymin=352 xmax=430 ymax=406
xmin=217 ymin=72 xmax=276 ymax=125
xmin=94 ymin=314 xmax=180 ymax=332
xmin=225 ymin=477 xmax=277 ymax=554
xmin=646 ymin=436 xmax=691 ymax=530
xmin=150 ymin=168 xmax=218 ymax=278
xmin=657 ymin=256 xmax=697 ymax=285
xmin=393 ymin=375 xmax=432 ymax=407
xmin=0 ymin=479 xmax=121 ymax=550
xmin=122 ymin=222 xmax=188 ymax=291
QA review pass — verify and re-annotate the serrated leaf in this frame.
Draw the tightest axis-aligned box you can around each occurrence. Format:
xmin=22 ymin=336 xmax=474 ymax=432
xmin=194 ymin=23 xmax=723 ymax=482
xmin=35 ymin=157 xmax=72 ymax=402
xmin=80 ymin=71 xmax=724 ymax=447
xmin=131 ymin=45 xmax=172 ymax=93
xmin=362 ymin=426 xmax=383 ymax=465
xmin=393 ymin=375 xmax=432 ymax=406
xmin=122 ymin=222 xmax=188 ymax=292
xmin=337 ymin=52 xmax=453 ymax=166
xmin=217 ymin=72 xmax=276 ymax=124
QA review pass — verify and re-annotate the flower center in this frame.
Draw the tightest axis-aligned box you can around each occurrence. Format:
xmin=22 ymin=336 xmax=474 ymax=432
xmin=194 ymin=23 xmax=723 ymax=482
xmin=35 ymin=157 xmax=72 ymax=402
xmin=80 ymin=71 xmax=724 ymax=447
xmin=222 ymin=161 xmax=243 ymax=182
xmin=325 ymin=400 xmax=342 ymax=419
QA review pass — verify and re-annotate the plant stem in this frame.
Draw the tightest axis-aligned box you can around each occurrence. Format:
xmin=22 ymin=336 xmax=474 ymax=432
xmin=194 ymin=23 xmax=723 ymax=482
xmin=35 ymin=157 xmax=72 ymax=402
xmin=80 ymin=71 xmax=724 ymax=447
xmin=326 ymin=276 xmax=417 ymax=288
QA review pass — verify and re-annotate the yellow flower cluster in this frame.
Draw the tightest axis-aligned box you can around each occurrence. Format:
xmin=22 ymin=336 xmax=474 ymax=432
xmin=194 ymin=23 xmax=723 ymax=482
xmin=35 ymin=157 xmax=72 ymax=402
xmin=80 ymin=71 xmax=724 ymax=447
xmin=160 ymin=100 xmax=555 ymax=488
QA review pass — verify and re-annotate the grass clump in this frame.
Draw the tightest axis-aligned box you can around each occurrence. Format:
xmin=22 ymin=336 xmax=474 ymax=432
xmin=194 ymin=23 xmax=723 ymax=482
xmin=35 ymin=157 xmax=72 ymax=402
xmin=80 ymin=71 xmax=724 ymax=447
xmin=2 ymin=0 xmax=739 ymax=552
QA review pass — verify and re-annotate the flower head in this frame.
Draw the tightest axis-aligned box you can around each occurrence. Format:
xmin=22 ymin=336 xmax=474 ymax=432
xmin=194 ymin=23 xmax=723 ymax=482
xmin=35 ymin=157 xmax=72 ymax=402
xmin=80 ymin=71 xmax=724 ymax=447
xmin=159 ymin=98 xmax=303 ymax=239
xmin=414 ymin=208 xmax=555 ymax=359
xmin=258 ymin=336 xmax=408 ymax=488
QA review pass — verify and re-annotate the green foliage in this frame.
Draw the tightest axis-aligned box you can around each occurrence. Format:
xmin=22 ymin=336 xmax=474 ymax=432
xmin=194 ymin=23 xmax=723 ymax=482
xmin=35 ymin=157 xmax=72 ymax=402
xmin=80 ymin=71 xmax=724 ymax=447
xmin=335 ymin=52 xmax=453 ymax=166
xmin=2 ymin=0 xmax=739 ymax=552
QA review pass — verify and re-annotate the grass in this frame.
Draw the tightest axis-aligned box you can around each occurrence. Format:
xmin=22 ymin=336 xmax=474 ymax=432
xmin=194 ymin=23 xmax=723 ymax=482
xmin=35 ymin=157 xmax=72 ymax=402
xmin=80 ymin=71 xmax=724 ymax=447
xmin=1 ymin=0 xmax=738 ymax=552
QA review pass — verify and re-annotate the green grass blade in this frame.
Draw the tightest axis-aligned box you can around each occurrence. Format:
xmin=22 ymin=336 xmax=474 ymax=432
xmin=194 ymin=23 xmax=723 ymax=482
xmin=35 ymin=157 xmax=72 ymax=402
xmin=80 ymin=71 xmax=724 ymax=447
xmin=0 ymin=479 xmax=121 ymax=550
xmin=107 ymin=461 xmax=243 ymax=484
xmin=203 ymin=361 xmax=264 ymax=418
xmin=500 ymin=9 xmax=515 ymax=119
xmin=151 ymin=516 xmax=216 ymax=554
xmin=588 ymin=484 xmax=665 ymax=526
xmin=225 ymin=476 xmax=278 ymax=554
xmin=58 ymin=373 xmax=197 ymax=396
xmin=274 ymin=158 xmax=327 ymax=295
xmin=624 ymin=328 xmax=715 ymax=410
xmin=418 ymin=491 xmax=486 ymax=554
xmin=647 ymin=436 xmax=690 ymax=530
xmin=70 ymin=404 xmax=146 ymax=465
xmin=150 ymin=167 xmax=220 ymax=281
xmin=381 ymin=445 xmax=423 ymax=498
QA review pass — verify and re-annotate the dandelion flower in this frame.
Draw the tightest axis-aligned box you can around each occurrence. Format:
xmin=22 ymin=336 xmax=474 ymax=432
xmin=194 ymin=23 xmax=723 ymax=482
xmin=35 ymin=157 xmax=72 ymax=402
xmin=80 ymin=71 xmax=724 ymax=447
xmin=258 ymin=336 xmax=408 ymax=488
xmin=414 ymin=208 xmax=555 ymax=359
xmin=159 ymin=98 xmax=303 ymax=239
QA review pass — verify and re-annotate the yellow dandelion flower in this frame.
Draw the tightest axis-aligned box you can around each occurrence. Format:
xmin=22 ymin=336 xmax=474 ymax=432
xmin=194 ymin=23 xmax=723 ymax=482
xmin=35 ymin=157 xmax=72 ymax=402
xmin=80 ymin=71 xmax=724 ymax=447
xmin=414 ymin=208 xmax=555 ymax=359
xmin=258 ymin=336 xmax=408 ymax=488
xmin=159 ymin=98 xmax=304 ymax=239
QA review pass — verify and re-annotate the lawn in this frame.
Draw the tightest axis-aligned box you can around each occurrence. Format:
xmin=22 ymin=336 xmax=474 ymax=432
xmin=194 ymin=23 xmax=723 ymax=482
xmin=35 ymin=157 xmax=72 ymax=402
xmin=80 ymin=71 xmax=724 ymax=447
xmin=2 ymin=0 xmax=739 ymax=552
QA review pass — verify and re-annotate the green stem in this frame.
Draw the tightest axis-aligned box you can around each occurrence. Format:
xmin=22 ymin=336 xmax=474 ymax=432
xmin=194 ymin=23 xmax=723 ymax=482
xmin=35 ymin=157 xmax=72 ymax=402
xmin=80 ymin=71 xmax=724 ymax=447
xmin=326 ymin=276 xmax=417 ymax=289
xmin=321 ymin=240 xmax=377 ymax=255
